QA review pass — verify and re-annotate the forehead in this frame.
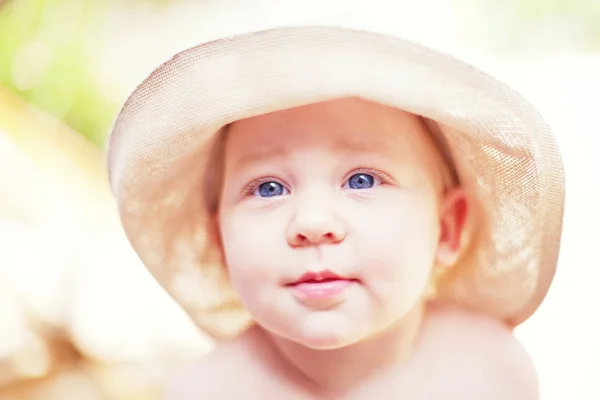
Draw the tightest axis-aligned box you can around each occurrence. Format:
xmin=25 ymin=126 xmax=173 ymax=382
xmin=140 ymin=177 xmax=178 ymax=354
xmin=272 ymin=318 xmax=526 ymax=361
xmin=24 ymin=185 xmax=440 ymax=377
xmin=224 ymin=97 xmax=442 ymax=168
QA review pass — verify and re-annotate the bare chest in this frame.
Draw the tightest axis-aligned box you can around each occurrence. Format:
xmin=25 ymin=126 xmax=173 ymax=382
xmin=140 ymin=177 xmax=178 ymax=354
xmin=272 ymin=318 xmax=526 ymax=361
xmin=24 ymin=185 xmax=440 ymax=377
xmin=216 ymin=362 xmax=482 ymax=400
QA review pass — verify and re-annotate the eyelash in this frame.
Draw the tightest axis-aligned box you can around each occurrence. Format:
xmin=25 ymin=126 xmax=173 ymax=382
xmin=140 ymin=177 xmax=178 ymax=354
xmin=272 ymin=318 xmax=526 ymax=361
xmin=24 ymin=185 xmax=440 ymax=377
xmin=346 ymin=165 xmax=393 ymax=187
xmin=241 ymin=175 xmax=285 ymax=196
xmin=241 ymin=165 xmax=393 ymax=196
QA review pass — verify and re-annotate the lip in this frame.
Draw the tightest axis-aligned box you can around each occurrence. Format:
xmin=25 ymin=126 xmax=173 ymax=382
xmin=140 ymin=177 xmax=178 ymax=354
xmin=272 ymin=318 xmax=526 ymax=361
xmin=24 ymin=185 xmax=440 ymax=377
xmin=287 ymin=269 xmax=357 ymax=303
xmin=291 ymin=270 xmax=348 ymax=284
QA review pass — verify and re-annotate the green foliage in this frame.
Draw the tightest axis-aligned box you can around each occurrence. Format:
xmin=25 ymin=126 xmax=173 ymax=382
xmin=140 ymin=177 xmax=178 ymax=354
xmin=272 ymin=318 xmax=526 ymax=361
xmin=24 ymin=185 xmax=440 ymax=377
xmin=0 ymin=0 xmax=117 ymax=145
xmin=477 ymin=0 xmax=600 ymax=51
xmin=0 ymin=0 xmax=598 ymax=146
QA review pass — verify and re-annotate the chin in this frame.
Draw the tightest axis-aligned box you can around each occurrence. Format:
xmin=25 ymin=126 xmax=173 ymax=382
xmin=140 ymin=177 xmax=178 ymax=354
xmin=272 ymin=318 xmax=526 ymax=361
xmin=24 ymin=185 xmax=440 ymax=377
xmin=290 ymin=316 xmax=365 ymax=350
xmin=296 ymin=336 xmax=355 ymax=351
xmin=253 ymin=304 xmax=370 ymax=350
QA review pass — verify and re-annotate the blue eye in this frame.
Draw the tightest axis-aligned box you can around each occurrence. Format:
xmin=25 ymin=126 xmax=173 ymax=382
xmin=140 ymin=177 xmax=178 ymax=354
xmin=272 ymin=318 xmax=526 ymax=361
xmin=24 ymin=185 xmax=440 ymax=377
xmin=346 ymin=173 xmax=376 ymax=189
xmin=254 ymin=181 xmax=287 ymax=197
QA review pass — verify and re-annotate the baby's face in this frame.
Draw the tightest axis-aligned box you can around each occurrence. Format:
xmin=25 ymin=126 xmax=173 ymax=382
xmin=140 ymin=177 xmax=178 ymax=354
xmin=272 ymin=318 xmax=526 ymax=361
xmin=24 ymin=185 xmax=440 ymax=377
xmin=218 ymin=98 xmax=466 ymax=349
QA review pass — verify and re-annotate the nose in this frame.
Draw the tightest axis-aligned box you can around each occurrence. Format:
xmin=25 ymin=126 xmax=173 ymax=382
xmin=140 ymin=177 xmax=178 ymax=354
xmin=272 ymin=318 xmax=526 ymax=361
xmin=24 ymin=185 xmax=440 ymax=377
xmin=286 ymin=198 xmax=347 ymax=247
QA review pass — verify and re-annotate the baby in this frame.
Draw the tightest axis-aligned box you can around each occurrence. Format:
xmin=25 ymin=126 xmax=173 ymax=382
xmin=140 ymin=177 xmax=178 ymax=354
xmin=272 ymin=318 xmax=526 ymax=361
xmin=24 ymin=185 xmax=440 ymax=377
xmin=165 ymin=98 xmax=538 ymax=399
xmin=107 ymin=27 xmax=564 ymax=399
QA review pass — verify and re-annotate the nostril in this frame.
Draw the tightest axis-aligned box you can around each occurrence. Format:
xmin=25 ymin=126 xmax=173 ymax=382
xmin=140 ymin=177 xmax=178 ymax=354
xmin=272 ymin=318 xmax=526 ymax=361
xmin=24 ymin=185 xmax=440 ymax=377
xmin=288 ymin=228 xmax=345 ymax=247
xmin=297 ymin=234 xmax=309 ymax=244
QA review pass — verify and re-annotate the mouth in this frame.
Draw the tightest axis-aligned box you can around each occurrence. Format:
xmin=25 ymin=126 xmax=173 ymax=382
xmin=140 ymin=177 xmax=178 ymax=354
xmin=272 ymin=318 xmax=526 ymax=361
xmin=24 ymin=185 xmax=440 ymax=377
xmin=286 ymin=270 xmax=358 ymax=301
xmin=288 ymin=270 xmax=354 ymax=285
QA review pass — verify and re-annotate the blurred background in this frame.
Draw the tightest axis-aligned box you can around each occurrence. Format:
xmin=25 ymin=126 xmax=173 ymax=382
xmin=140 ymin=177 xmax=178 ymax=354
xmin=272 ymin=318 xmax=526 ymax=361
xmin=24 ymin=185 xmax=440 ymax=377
xmin=0 ymin=0 xmax=598 ymax=399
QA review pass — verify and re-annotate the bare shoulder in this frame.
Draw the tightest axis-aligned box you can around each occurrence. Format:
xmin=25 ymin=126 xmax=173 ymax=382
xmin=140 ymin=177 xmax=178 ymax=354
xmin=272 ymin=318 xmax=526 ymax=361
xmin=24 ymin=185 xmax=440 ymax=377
xmin=163 ymin=343 xmax=237 ymax=399
xmin=418 ymin=303 xmax=539 ymax=399
xmin=163 ymin=329 xmax=264 ymax=400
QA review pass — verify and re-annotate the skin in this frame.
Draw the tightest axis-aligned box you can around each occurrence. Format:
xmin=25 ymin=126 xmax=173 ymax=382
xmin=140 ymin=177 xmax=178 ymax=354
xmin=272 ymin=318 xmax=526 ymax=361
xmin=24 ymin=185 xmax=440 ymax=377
xmin=166 ymin=305 xmax=538 ymax=399
xmin=166 ymin=98 xmax=538 ymax=399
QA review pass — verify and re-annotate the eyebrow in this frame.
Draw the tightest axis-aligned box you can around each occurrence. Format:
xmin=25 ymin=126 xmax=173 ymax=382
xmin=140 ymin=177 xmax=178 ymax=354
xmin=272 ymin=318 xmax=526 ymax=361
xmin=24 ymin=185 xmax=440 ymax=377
xmin=230 ymin=145 xmax=289 ymax=169
xmin=231 ymin=136 xmax=397 ymax=169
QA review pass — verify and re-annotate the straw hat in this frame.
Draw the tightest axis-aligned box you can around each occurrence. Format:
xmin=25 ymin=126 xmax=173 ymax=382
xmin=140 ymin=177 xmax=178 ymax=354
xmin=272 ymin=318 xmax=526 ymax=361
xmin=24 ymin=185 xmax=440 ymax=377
xmin=107 ymin=26 xmax=565 ymax=340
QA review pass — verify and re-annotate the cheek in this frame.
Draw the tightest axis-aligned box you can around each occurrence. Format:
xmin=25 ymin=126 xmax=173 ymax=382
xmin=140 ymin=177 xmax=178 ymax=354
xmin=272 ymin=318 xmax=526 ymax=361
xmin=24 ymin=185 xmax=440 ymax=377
xmin=219 ymin=212 xmax=284 ymax=302
xmin=354 ymin=197 xmax=439 ymax=300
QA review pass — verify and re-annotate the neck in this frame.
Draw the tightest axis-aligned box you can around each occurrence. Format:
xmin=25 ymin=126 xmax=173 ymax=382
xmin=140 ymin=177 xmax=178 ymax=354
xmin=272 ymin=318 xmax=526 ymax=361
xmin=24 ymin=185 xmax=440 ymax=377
xmin=263 ymin=302 xmax=425 ymax=397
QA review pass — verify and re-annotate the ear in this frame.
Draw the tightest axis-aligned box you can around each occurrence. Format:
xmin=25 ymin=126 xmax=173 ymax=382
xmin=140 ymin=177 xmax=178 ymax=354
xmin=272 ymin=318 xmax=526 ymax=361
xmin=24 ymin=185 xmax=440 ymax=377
xmin=435 ymin=187 xmax=469 ymax=267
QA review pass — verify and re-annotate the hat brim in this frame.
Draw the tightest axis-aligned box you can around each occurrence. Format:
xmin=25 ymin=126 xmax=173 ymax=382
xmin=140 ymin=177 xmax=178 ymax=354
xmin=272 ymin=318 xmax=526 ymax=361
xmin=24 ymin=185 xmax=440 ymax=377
xmin=107 ymin=26 xmax=564 ymax=339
